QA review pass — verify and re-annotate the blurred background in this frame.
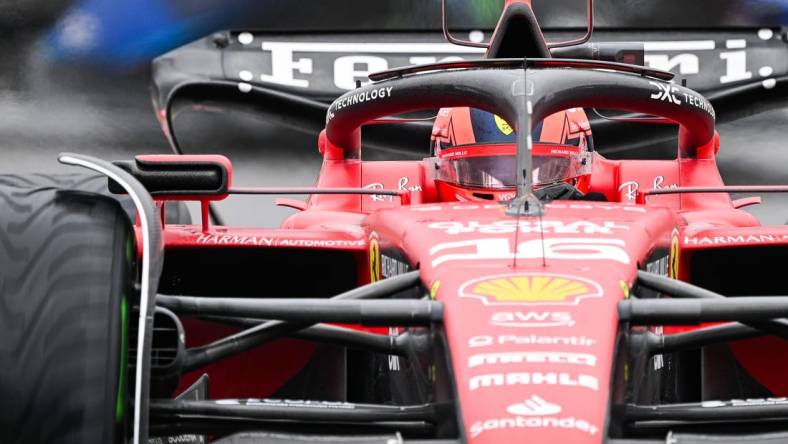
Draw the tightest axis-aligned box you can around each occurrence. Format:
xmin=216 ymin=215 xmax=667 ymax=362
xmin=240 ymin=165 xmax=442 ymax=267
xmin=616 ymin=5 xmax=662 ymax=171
xmin=2 ymin=0 xmax=788 ymax=226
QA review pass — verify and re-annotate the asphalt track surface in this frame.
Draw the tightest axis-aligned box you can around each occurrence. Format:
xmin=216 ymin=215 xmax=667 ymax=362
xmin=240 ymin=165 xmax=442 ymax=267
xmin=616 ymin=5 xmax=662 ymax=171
xmin=1 ymin=64 xmax=786 ymax=227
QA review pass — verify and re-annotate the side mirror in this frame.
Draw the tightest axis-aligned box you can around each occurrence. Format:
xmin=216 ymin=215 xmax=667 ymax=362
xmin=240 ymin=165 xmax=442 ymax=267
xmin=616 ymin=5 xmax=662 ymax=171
xmin=109 ymin=154 xmax=232 ymax=200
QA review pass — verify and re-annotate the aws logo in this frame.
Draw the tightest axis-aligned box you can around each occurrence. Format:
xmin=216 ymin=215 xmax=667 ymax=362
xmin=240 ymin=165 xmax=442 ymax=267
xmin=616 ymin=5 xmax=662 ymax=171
xmin=460 ymin=273 xmax=603 ymax=306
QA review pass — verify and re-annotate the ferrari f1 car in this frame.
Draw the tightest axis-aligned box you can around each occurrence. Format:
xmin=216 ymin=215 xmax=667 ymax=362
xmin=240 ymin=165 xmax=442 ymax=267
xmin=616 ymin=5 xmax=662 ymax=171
xmin=3 ymin=1 xmax=788 ymax=443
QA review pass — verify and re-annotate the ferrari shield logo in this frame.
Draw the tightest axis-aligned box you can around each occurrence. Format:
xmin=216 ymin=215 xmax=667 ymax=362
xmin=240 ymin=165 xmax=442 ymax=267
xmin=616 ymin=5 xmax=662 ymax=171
xmin=459 ymin=273 xmax=603 ymax=306
xmin=369 ymin=237 xmax=381 ymax=282
xmin=669 ymin=229 xmax=680 ymax=279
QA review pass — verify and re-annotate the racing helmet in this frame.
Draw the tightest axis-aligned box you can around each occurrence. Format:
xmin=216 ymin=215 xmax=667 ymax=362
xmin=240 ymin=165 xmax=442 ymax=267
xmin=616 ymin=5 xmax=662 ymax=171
xmin=431 ymin=107 xmax=593 ymax=202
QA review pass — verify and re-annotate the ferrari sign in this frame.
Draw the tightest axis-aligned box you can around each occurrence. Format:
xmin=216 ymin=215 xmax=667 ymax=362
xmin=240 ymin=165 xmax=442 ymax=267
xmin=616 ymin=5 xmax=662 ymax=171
xmin=217 ymin=30 xmax=788 ymax=101
xmin=460 ymin=274 xmax=603 ymax=306
xmin=369 ymin=236 xmax=381 ymax=282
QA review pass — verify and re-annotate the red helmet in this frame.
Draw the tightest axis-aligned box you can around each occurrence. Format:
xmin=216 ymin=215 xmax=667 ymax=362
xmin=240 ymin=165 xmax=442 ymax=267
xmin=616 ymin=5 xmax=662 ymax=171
xmin=431 ymin=107 xmax=593 ymax=202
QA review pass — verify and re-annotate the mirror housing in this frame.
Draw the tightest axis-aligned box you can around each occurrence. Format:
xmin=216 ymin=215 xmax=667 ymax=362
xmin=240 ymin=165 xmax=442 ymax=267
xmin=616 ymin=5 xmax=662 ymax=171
xmin=109 ymin=155 xmax=232 ymax=201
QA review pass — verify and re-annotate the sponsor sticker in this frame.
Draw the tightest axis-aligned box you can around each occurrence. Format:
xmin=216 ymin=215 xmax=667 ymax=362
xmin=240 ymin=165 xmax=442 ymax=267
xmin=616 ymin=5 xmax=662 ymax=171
xmin=334 ymin=86 xmax=393 ymax=111
xmin=381 ymin=254 xmax=410 ymax=279
xmin=648 ymin=80 xmax=715 ymax=116
xmin=471 ymin=396 xmax=598 ymax=438
xmin=427 ymin=220 xmax=629 ymax=235
xmin=430 ymin=238 xmax=630 ymax=267
xmin=490 ymin=311 xmax=575 ymax=328
xmin=618 ymin=175 xmax=678 ymax=201
xmin=216 ymin=399 xmax=355 ymax=409
xmin=194 ymin=234 xmax=364 ymax=248
xmin=409 ymin=202 xmax=648 ymax=213
xmin=468 ymin=351 xmax=597 ymax=368
xmin=460 ymin=273 xmax=602 ymax=306
xmin=684 ymin=233 xmax=788 ymax=245
xmin=468 ymin=335 xmax=597 ymax=348
xmin=645 ymin=254 xmax=669 ymax=277
xmin=364 ymin=176 xmax=422 ymax=202
xmin=649 ymin=81 xmax=682 ymax=104
xmin=506 ymin=395 xmax=562 ymax=416
xmin=469 ymin=371 xmax=599 ymax=391
xmin=702 ymin=398 xmax=788 ymax=408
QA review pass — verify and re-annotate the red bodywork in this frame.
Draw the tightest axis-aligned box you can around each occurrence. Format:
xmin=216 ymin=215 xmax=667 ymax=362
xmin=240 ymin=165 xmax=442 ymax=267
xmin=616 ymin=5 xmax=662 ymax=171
xmin=136 ymin=2 xmax=788 ymax=442
xmin=135 ymin=119 xmax=788 ymax=442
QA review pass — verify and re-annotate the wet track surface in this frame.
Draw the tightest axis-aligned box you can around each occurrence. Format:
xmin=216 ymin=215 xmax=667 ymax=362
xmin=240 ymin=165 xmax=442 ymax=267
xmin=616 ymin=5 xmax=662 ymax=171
xmin=1 ymin=61 xmax=786 ymax=227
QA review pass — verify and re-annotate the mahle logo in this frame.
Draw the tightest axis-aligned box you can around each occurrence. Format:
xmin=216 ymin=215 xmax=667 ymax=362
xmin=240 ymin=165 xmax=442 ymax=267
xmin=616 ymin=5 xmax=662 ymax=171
xmin=460 ymin=274 xmax=603 ymax=306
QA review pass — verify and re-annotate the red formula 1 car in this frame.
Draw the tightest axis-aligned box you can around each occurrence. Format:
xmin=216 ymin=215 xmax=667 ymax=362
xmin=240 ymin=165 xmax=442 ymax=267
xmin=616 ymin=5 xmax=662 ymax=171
xmin=3 ymin=1 xmax=788 ymax=443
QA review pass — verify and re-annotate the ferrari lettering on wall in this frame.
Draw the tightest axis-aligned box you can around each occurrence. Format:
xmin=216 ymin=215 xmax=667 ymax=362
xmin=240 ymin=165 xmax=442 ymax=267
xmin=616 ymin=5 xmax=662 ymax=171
xmin=469 ymin=371 xmax=599 ymax=391
xmin=250 ymin=40 xmax=478 ymax=91
xmin=429 ymin=238 xmax=631 ymax=267
xmin=236 ymin=32 xmax=785 ymax=99
xmin=459 ymin=274 xmax=603 ymax=306
xmin=427 ymin=220 xmax=629 ymax=235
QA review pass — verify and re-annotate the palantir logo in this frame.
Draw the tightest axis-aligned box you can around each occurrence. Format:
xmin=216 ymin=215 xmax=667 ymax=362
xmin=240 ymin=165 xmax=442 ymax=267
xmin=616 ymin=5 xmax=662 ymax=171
xmin=506 ymin=395 xmax=562 ymax=416
xmin=649 ymin=81 xmax=682 ymax=105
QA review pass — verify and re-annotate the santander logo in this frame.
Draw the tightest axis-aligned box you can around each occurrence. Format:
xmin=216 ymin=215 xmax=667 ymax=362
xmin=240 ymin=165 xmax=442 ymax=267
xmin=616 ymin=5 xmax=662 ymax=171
xmin=506 ymin=395 xmax=562 ymax=416
xmin=470 ymin=395 xmax=599 ymax=438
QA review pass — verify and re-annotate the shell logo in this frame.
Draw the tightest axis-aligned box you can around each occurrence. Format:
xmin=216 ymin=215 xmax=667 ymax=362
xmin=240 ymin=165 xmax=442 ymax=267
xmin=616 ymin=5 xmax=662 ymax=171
xmin=459 ymin=273 xmax=603 ymax=306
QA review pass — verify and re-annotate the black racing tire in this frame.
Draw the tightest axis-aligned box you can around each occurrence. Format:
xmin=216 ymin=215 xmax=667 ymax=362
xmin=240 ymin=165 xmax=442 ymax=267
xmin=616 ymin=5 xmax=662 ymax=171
xmin=0 ymin=174 xmax=135 ymax=444
xmin=0 ymin=173 xmax=192 ymax=225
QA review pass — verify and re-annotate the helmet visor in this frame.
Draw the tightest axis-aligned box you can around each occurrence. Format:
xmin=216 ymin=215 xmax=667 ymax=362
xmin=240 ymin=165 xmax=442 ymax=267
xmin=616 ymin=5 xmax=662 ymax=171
xmin=436 ymin=144 xmax=592 ymax=189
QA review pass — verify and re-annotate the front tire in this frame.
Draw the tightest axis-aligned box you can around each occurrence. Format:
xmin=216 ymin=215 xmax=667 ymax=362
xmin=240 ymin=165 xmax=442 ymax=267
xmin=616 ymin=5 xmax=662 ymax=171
xmin=0 ymin=174 xmax=135 ymax=444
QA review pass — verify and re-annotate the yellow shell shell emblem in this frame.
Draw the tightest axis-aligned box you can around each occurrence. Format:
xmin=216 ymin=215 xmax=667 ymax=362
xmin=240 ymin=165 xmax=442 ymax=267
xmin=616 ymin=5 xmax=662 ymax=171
xmin=494 ymin=115 xmax=513 ymax=135
xmin=460 ymin=274 xmax=602 ymax=306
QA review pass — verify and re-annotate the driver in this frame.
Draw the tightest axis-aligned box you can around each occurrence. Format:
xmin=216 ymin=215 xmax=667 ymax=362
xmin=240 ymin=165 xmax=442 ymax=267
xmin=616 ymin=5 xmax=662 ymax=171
xmin=431 ymin=107 xmax=595 ymax=201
